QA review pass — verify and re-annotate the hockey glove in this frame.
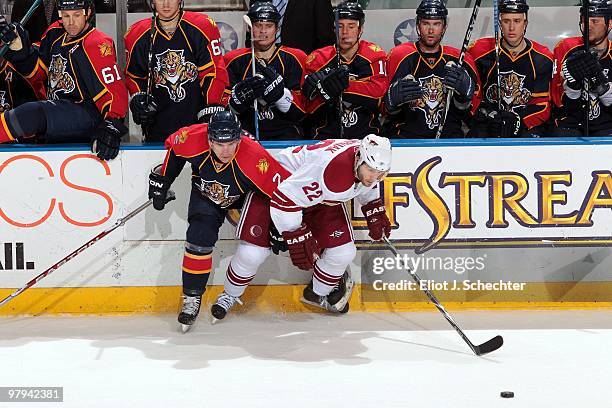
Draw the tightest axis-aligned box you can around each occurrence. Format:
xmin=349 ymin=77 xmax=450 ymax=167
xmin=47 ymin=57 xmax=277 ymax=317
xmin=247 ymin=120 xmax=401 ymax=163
xmin=1 ymin=22 xmax=29 ymax=60
xmin=588 ymin=66 xmax=610 ymax=97
xmin=257 ymin=63 xmax=285 ymax=105
xmin=0 ymin=15 xmax=17 ymax=45
xmin=197 ymin=104 xmax=225 ymax=123
xmin=302 ymin=68 xmax=330 ymax=100
xmin=130 ymin=92 xmax=158 ymax=127
xmin=269 ymin=223 xmax=287 ymax=255
xmin=489 ymin=110 xmax=522 ymax=138
xmin=91 ymin=118 xmax=126 ymax=161
xmin=148 ymin=164 xmax=176 ymax=211
xmin=282 ymin=223 xmax=320 ymax=270
xmin=562 ymin=50 xmax=600 ymax=89
xmin=362 ymin=198 xmax=391 ymax=241
xmin=443 ymin=61 xmax=474 ymax=103
xmin=320 ymin=64 xmax=350 ymax=100
xmin=385 ymin=75 xmax=424 ymax=113
xmin=229 ymin=75 xmax=267 ymax=114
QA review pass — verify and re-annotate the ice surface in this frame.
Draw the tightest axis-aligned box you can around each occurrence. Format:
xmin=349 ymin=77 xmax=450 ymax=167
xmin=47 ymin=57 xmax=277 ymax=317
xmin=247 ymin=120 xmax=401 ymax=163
xmin=0 ymin=310 xmax=610 ymax=407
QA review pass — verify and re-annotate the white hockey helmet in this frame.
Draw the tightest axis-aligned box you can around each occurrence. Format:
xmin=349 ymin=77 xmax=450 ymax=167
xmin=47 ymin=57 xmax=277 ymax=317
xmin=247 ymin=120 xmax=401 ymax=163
xmin=356 ymin=134 xmax=392 ymax=173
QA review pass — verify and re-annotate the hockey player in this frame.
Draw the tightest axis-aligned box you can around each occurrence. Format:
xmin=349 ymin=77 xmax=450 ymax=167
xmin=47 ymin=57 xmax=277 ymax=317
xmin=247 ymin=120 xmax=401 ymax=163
xmin=210 ymin=136 xmax=393 ymax=319
xmin=224 ymin=2 xmax=307 ymax=140
xmin=467 ymin=0 xmax=553 ymax=138
xmin=125 ymin=0 xmax=229 ymax=142
xmin=383 ymin=0 xmax=480 ymax=138
xmin=0 ymin=56 xmax=46 ymax=113
xmin=552 ymin=0 xmax=612 ymax=136
xmin=0 ymin=0 xmax=128 ymax=159
xmin=301 ymin=1 xmax=387 ymax=139
xmin=148 ymin=110 xmax=290 ymax=331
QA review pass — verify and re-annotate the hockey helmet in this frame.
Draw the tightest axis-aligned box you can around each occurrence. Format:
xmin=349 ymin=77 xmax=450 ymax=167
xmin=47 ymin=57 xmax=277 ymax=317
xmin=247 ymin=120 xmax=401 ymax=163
xmin=580 ymin=0 xmax=611 ymax=18
xmin=416 ymin=0 xmax=448 ymax=22
xmin=56 ymin=0 xmax=93 ymax=11
xmin=499 ymin=0 xmax=530 ymax=15
xmin=336 ymin=1 xmax=366 ymax=26
xmin=208 ymin=111 xmax=242 ymax=143
xmin=356 ymin=135 xmax=392 ymax=173
xmin=247 ymin=1 xmax=282 ymax=25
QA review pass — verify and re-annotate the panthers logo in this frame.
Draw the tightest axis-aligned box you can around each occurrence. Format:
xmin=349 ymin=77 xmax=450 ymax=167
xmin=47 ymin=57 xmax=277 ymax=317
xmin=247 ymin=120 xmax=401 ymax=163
xmin=413 ymin=74 xmax=446 ymax=130
xmin=486 ymin=71 xmax=531 ymax=111
xmin=198 ymin=179 xmax=240 ymax=208
xmin=154 ymin=49 xmax=198 ymax=103
xmin=48 ymin=54 xmax=75 ymax=100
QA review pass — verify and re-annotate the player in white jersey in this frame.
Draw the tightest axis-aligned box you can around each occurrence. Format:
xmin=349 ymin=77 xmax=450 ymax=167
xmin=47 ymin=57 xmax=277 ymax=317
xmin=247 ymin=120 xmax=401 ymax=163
xmin=271 ymin=135 xmax=392 ymax=312
xmin=210 ymin=135 xmax=393 ymax=319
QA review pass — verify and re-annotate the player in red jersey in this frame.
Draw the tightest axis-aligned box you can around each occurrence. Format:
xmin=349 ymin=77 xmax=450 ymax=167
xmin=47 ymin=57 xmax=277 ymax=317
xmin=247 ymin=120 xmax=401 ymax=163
xmin=125 ymin=0 xmax=229 ymax=141
xmin=301 ymin=1 xmax=387 ymax=139
xmin=0 ymin=0 xmax=128 ymax=159
xmin=552 ymin=0 xmax=612 ymax=136
xmin=148 ymin=110 xmax=290 ymax=332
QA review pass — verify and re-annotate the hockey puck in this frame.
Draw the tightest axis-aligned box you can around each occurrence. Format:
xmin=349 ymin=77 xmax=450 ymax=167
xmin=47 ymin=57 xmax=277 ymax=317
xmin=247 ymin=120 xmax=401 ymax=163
xmin=500 ymin=391 xmax=514 ymax=398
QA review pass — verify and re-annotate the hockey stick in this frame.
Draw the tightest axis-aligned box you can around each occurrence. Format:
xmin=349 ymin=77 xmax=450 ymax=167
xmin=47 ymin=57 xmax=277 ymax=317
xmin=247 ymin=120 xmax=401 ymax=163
xmin=583 ymin=0 xmax=590 ymax=136
xmin=382 ymin=237 xmax=503 ymax=356
xmin=0 ymin=0 xmax=43 ymax=57
xmin=493 ymin=0 xmax=502 ymax=111
xmin=243 ymin=14 xmax=260 ymax=140
xmin=435 ymin=0 xmax=481 ymax=139
xmin=141 ymin=6 xmax=157 ymax=142
xmin=334 ymin=7 xmax=345 ymax=138
xmin=0 ymin=198 xmax=158 ymax=308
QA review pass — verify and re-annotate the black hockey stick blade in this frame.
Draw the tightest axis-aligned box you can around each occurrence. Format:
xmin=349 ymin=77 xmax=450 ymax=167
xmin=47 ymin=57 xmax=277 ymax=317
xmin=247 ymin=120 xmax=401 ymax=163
xmin=474 ymin=335 xmax=504 ymax=356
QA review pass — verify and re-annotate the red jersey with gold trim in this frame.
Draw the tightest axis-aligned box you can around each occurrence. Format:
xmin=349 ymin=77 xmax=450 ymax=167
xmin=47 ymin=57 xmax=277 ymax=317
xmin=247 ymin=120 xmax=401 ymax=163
xmin=467 ymin=38 xmax=553 ymax=129
xmin=224 ymin=45 xmax=307 ymax=140
xmin=552 ymin=37 xmax=612 ymax=134
xmin=8 ymin=22 xmax=127 ymax=120
xmin=125 ymin=12 xmax=229 ymax=141
xmin=384 ymin=42 xmax=481 ymax=138
xmin=303 ymin=40 xmax=387 ymax=139
xmin=161 ymin=124 xmax=290 ymax=208
xmin=0 ymin=58 xmax=45 ymax=110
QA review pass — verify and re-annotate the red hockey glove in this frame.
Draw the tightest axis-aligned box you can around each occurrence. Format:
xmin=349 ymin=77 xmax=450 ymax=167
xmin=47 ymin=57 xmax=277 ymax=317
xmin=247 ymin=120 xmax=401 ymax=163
xmin=282 ymin=223 xmax=320 ymax=270
xmin=362 ymin=198 xmax=391 ymax=241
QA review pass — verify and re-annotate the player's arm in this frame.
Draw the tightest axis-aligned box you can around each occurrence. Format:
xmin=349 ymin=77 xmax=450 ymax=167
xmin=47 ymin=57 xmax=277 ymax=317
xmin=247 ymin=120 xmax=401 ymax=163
xmin=357 ymin=185 xmax=391 ymax=242
xmin=80 ymin=36 xmax=128 ymax=120
xmin=124 ymin=24 xmax=151 ymax=95
xmin=234 ymin=139 xmax=291 ymax=198
xmin=343 ymin=48 xmax=388 ymax=111
xmin=268 ymin=49 xmax=309 ymax=121
xmin=383 ymin=45 xmax=422 ymax=116
xmin=521 ymin=52 xmax=554 ymax=129
xmin=187 ymin=15 xmax=229 ymax=122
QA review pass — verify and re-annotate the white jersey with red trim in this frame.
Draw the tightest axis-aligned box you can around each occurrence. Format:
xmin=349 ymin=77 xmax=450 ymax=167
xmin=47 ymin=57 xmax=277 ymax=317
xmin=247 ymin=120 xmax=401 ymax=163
xmin=270 ymin=139 xmax=379 ymax=233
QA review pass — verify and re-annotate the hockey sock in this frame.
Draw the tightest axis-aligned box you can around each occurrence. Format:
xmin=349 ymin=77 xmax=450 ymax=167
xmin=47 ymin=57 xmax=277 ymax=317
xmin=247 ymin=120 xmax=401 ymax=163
xmin=181 ymin=246 xmax=212 ymax=296
xmin=224 ymin=242 xmax=270 ymax=297
xmin=312 ymin=243 xmax=356 ymax=296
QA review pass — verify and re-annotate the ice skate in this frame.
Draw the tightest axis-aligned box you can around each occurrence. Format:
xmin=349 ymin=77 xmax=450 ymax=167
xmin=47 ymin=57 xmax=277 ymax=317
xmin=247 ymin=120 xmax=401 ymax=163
xmin=178 ymin=294 xmax=202 ymax=333
xmin=301 ymin=270 xmax=354 ymax=314
xmin=211 ymin=291 xmax=243 ymax=323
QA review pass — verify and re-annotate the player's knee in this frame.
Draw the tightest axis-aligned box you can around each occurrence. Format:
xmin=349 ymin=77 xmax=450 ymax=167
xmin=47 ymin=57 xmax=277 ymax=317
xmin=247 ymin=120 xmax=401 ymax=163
xmin=231 ymin=242 xmax=270 ymax=274
xmin=5 ymin=102 xmax=47 ymax=141
xmin=321 ymin=243 xmax=357 ymax=268
xmin=186 ymin=215 xmax=220 ymax=249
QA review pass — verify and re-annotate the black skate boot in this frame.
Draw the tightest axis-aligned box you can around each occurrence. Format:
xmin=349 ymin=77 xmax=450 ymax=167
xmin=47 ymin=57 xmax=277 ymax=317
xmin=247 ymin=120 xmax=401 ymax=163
xmin=301 ymin=269 xmax=354 ymax=314
xmin=210 ymin=291 xmax=243 ymax=323
xmin=178 ymin=294 xmax=202 ymax=333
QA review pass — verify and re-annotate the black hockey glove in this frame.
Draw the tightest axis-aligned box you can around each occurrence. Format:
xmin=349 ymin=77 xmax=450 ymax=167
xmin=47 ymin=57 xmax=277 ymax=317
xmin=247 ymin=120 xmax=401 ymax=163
xmin=130 ymin=92 xmax=158 ymax=127
xmin=302 ymin=65 xmax=349 ymax=101
xmin=257 ymin=63 xmax=285 ymax=105
xmin=385 ymin=75 xmax=424 ymax=113
xmin=229 ymin=75 xmax=267 ymax=113
xmin=91 ymin=118 xmax=127 ymax=161
xmin=489 ymin=110 xmax=522 ymax=138
xmin=148 ymin=164 xmax=176 ymax=211
xmin=197 ymin=104 xmax=225 ymax=123
xmin=443 ymin=61 xmax=474 ymax=103
xmin=0 ymin=15 xmax=17 ymax=45
xmin=269 ymin=223 xmax=287 ymax=255
xmin=588 ymin=65 xmax=610 ymax=97
xmin=0 ymin=22 xmax=30 ymax=61
xmin=562 ymin=50 xmax=600 ymax=89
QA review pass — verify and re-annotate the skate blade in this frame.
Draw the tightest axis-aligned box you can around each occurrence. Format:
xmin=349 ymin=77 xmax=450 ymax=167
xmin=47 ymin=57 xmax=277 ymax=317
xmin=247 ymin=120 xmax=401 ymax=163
xmin=300 ymin=296 xmax=338 ymax=313
xmin=333 ymin=278 xmax=355 ymax=311
xmin=180 ymin=323 xmax=193 ymax=333
xmin=211 ymin=316 xmax=219 ymax=325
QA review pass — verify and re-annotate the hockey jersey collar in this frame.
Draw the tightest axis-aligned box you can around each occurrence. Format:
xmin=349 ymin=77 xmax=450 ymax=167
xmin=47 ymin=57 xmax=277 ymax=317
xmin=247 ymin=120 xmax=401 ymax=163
xmin=61 ymin=25 xmax=95 ymax=46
